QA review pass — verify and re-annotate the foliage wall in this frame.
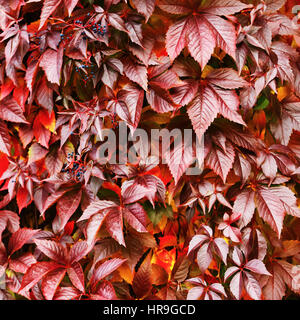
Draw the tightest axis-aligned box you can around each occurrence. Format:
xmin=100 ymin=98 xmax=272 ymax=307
xmin=0 ymin=0 xmax=300 ymax=300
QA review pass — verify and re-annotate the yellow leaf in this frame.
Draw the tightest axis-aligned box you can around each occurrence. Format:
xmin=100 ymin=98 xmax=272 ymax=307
xmin=118 ymin=262 xmax=134 ymax=284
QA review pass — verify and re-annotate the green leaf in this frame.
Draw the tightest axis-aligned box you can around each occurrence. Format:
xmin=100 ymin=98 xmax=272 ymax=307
xmin=254 ymin=95 xmax=269 ymax=110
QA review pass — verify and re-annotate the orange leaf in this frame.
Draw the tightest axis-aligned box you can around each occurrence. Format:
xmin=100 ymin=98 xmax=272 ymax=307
xmin=38 ymin=109 xmax=56 ymax=133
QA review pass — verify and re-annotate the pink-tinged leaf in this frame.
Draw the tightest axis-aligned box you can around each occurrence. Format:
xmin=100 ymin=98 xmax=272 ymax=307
xmin=233 ymin=189 xmax=256 ymax=228
xmin=188 ymin=234 xmax=209 ymax=255
xmin=187 ymin=15 xmax=215 ymax=69
xmin=210 ymin=283 xmax=227 ymax=297
xmin=36 ymin=76 xmax=53 ymax=112
xmin=216 ymin=193 xmax=232 ymax=209
xmin=132 ymin=0 xmax=155 ymax=22
xmin=91 ymin=258 xmax=126 ymax=286
xmin=243 ymin=272 xmax=262 ymax=300
xmin=201 ymin=0 xmax=250 ymax=15
xmin=166 ymin=136 xmax=195 ymax=184
xmin=262 ymin=260 xmax=292 ymax=300
xmin=241 ymin=228 xmax=267 ymax=261
xmin=0 ymin=210 xmax=19 ymax=239
xmin=93 ymin=280 xmax=117 ymax=299
xmin=8 ymin=228 xmax=39 ymax=256
xmin=234 ymin=153 xmax=251 ymax=185
xmin=256 ymin=187 xmax=285 ymax=237
xmin=106 ymin=206 xmax=125 ymax=246
xmin=19 ymin=261 xmax=60 ymax=295
xmin=124 ymin=203 xmax=147 ymax=233
xmin=158 ymin=0 xmax=192 ymax=14
xmin=123 ymin=57 xmax=148 ymax=91
xmin=265 ymin=0 xmax=286 ymax=13
xmin=39 ymin=47 xmax=64 ymax=85
xmin=107 ymin=13 xmax=127 ymax=33
xmin=64 ymin=0 xmax=79 ymax=16
xmin=224 ymin=266 xmax=240 ymax=282
xmin=205 ymin=141 xmax=235 ymax=182
xmin=122 ymin=175 xmax=165 ymax=206
xmin=78 ymin=200 xmax=116 ymax=222
xmin=187 ymin=87 xmax=218 ymax=141
xmin=0 ymin=120 xmax=11 ymax=155
xmin=34 ymin=239 xmax=67 ymax=263
xmin=232 ymin=246 xmax=244 ymax=267
xmin=55 ymin=189 xmax=82 ymax=232
xmin=229 ymin=271 xmax=243 ymax=300
xmin=28 ymin=142 xmax=48 ymax=165
xmin=203 ymin=14 xmax=236 ymax=59
xmin=206 ymin=68 xmax=248 ymax=89
xmin=86 ymin=211 xmax=110 ymax=245
xmin=261 ymin=153 xmax=277 ymax=181
xmin=118 ymin=84 xmax=144 ymax=132
xmin=67 ymin=262 xmax=85 ymax=292
xmin=9 ymin=252 xmax=37 ymax=274
xmin=196 ymin=242 xmax=213 ymax=272
xmin=187 ymin=286 xmax=204 ymax=300
xmin=33 ymin=116 xmax=51 ymax=149
xmin=213 ymin=238 xmax=228 ymax=265
xmin=245 ymin=259 xmax=271 ymax=276
xmin=41 ymin=268 xmax=66 ymax=300
xmin=0 ymin=96 xmax=28 ymax=123
xmin=45 ymin=146 xmax=64 ymax=175
xmin=171 ymin=79 xmax=198 ymax=106
xmin=39 ymin=0 xmax=62 ymax=30
xmin=270 ymin=186 xmax=300 ymax=218
xmin=166 ymin=17 xmax=189 ymax=62
xmin=25 ymin=60 xmax=39 ymax=93
xmin=146 ymin=84 xmax=176 ymax=113
xmin=69 ymin=241 xmax=89 ymax=264
xmin=53 ymin=286 xmax=81 ymax=300
xmin=125 ymin=20 xmax=143 ymax=47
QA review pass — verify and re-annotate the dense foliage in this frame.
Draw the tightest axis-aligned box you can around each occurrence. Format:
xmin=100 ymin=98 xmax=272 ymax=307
xmin=0 ymin=0 xmax=300 ymax=300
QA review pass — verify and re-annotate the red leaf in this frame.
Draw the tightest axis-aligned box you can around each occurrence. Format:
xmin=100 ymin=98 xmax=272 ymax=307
xmin=8 ymin=228 xmax=39 ymax=256
xmin=0 ymin=120 xmax=11 ymax=155
xmin=123 ymin=203 xmax=147 ymax=233
xmin=245 ymin=259 xmax=271 ymax=276
xmin=93 ymin=280 xmax=117 ymax=299
xmin=205 ymin=140 xmax=235 ymax=182
xmin=132 ymin=0 xmax=155 ymax=22
xmin=41 ymin=268 xmax=66 ymax=300
xmin=56 ymin=189 xmax=82 ymax=232
xmin=39 ymin=0 xmax=63 ymax=30
xmin=0 ymin=96 xmax=28 ymax=123
xmin=233 ymin=189 xmax=256 ymax=228
xmin=19 ymin=261 xmax=60 ymax=295
xmin=39 ymin=47 xmax=64 ymax=85
xmin=91 ymin=258 xmax=126 ymax=287
xmin=63 ymin=0 xmax=79 ymax=16
xmin=69 ymin=241 xmax=89 ymax=264
xmin=123 ymin=57 xmax=148 ymax=91
xmin=36 ymin=77 xmax=54 ymax=112
xmin=105 ymin=206 xmax=125 ymax=246
xmin=67 ymin=262 xmax=85 ymax=292
xmin=0 ymin=210 xmax=20 ymax=240
xmin=256 ymin=187 xmax=285 ymax=237
xmin=16 ymin=187 xmax=31 ymax=213
xmin=34 ymin=239 xmax=67 ymax=263
xmin=28 ymin=142 xmax=48 ymax=165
